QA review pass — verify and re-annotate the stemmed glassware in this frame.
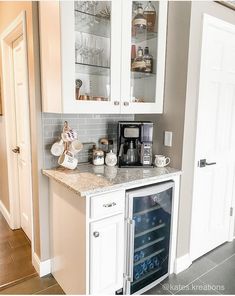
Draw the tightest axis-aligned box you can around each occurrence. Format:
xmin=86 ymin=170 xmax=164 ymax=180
xmin=75 ymin=1 xmax=100 ymax=26
xmin=75 ymin=33 xmax=105 ymax=67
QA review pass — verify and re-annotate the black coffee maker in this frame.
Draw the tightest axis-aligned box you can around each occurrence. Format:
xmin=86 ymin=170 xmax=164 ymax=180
xmin=117 ymin=121 xmax=153 ymax=167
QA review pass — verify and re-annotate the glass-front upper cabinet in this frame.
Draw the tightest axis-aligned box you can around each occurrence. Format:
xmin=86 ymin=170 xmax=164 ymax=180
xmin=59 ymin=0 xmax=122 ymax=113
xmin=39 ymin=1 xmax=167 ymax=114
xmin=120 ymin=0 xmax=168 ymax=114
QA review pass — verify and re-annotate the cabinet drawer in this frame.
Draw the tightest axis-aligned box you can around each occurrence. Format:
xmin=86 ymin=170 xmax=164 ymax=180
xmin=90 ymin=191 xmax=125 ymax=219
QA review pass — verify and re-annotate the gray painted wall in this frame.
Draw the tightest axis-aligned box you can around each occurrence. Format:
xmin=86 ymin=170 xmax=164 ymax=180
xmin=42 ymin=113 xmax=134 ymax=169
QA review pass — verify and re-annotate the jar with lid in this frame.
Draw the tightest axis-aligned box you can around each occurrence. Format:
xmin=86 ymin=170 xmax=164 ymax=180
xmin=93 ymin=147 xmax=104 ymax=166
xmin=105 ymin=150 xmax=117 ymax=167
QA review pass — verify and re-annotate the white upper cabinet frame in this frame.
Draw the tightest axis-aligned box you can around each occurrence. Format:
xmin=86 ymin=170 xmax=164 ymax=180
xmin=39 ymin=1 xmax=168 ymax=114
xmin=120 ymin=0 xmax=168 ymax=114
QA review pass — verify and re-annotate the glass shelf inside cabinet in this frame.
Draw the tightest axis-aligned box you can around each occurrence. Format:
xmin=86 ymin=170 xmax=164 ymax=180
xmin=75 ymin=63 xmax=110 ymax=76
xmin=132 ymin=31 xmax=158 ymax=43
xmin=131 ymin=71 xmax=156 ymax=79
xmin=75 ymin=9 xmax=110 ymax=38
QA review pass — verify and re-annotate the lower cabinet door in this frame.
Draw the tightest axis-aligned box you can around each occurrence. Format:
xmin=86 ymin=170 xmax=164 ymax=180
xmin=90 ymin=214 xmax=124 ymax=294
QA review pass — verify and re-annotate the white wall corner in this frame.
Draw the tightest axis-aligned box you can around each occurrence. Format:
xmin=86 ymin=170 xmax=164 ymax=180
xmin=0 ymin=200 xmax=12 ymax=228
xmin=32 ymin=252 xmax=51 ymax=277
xmin=174 ymin=254 xmax=192 ymax=274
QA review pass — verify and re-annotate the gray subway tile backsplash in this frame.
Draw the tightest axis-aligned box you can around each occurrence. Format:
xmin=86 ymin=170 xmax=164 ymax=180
xmin=42 ymin=113 xmax=134 ymax=169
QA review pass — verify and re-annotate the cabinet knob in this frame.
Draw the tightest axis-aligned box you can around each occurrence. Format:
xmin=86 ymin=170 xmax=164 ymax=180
xmin=123 ymin=101 xmax=129 ymax=106
xmin=114 ymin=101 xmax=120 ymax=106
xmin=93 ymin=231 xmax=100 ymax=238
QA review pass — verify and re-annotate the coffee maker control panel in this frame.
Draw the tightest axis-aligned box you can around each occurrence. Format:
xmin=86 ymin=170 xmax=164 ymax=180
xmin=141 ymin=143 xmax=153 ymax=165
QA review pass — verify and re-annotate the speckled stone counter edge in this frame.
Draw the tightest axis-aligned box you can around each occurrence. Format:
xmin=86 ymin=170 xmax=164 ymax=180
xmin=43 ymin=165 xmax=182 ymax=197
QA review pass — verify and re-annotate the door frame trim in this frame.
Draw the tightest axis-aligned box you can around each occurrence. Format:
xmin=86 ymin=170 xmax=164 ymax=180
xmin=189 ymin=13 xmax=235 ymax=261
xmin=0 ymin=12 xmax=34 ymax=243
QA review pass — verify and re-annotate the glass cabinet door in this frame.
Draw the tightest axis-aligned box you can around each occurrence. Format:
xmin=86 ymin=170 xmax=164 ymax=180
xmin=66 ymin=0 xmax=121 ymax=113
xmin=74 ymin=1 xmax=111 ymax=101
xmin=121 ymin=0 xmax=168 ymax=114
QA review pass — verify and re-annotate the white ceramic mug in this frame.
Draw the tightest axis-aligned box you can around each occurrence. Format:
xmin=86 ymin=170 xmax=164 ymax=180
xmin=61 ymin=130 xmax=78 ymax=142
xmin=51 ymin=140 xmax=64 ymax=157
xmin=58 ymin=151 xmax=78 ymax=170
xmin=68 ymin=140 xmax=83 ymax=155
xmin=154 ymin=155 xmax=170 ymax=168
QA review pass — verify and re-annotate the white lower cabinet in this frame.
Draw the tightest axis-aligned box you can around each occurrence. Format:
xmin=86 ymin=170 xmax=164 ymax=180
xmin=90 ymin=214 xmax=124 ymax=294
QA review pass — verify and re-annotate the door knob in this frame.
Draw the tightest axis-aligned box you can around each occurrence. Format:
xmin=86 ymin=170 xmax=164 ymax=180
xmin=199 ymin=159 xmax=216 ymax=168
xmin=12 ymin=146 xmax=20 ymax=154
xmin=123 ymin=101 xmax=129 ymax=106
xmin=114 ymin=101 xmax=120 ymax=106
xmin=93 ymin=231 xmax=100 ymax=238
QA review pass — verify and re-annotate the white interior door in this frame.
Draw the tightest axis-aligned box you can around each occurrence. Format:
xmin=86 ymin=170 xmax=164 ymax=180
xmin=12 ymin=36 xmax=32 ymax=241
xmin=190 ymin=15 xmax=235 ymax=261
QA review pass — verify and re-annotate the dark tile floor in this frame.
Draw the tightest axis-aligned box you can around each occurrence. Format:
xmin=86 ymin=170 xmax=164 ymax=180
xmin=145 ymin=240 xmax=235 ymax=295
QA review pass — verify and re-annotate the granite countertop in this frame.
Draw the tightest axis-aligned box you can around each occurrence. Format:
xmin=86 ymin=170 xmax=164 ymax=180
xmin=43 ymin=164 xmax=181 ymax=197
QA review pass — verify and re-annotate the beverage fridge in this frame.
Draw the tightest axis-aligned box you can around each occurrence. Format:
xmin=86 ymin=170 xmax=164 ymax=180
xmin=123 ymin=182 xmax=174 ymax=294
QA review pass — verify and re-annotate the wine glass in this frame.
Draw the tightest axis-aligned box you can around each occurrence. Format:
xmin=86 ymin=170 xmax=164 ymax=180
xmin=81 ymin=36 xmax=89 ymax=64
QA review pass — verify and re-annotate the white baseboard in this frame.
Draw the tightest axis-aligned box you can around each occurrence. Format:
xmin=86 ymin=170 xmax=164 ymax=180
xmin=0 ymin=200 xmax=11 ymax=228
xmin=174 ymin=253 xmax=192 ymax=274
xmin=32 ymin=252 xmax=51 ymax=277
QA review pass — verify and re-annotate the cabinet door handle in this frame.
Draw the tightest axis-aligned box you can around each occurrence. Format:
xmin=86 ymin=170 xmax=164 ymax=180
xmin=93 ymin=231 xmax=100 ymax=238
xmin=123 ymin=101 xmax=129 ymax=106
xmin=114 ymin=101 xmax=120 ymax=106
xmin=103 ymin=202 xmax=117 ymax=208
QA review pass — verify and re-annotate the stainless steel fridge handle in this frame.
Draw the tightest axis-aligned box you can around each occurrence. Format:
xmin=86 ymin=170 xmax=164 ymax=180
xmin=129 ymin=219 xmax=135 ymax=282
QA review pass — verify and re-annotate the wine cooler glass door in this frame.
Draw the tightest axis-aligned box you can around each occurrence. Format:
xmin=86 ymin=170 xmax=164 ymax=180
xmin=125 ymin=182 xmax=174 ymax=294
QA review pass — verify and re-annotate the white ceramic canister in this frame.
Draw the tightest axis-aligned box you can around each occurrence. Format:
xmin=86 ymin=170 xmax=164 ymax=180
xmin=105 ymin=150 xmax=117 ymax=167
